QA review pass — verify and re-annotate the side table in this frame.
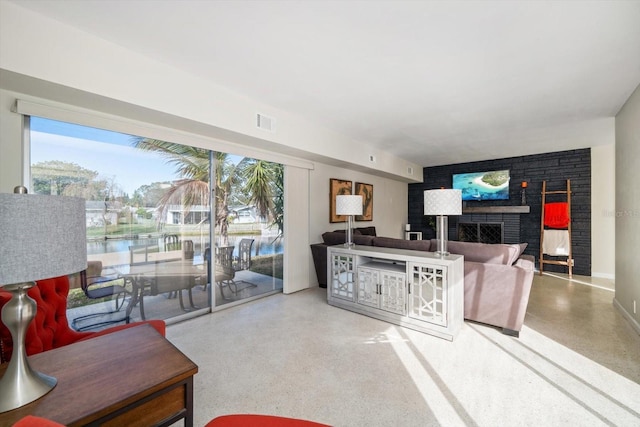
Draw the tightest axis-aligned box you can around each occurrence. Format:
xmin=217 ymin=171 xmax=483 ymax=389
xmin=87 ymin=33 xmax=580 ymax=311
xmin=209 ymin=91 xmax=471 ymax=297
xmin=404 ymin=231 xmax=423 ymax=240
xmin=0 ymin=324 xmax=198 ymax=427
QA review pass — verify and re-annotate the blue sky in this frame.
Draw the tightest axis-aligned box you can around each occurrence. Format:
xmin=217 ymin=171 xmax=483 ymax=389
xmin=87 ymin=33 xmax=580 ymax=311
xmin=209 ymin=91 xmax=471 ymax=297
xmin=30 ymin=117 xmax=179 ymax=196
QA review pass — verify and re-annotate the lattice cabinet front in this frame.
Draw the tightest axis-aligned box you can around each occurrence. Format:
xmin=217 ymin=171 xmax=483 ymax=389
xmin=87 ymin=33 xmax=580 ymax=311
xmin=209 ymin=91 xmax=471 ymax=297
xmin=327 ymin=245 xmax=463 ymax=341
xmin=408 ymin=263 xmax=448 ymax=326
xmin=357 ymin=262 xmax=406 ymax=315
xmin=330 ymin=252 xmax=356 ymax=301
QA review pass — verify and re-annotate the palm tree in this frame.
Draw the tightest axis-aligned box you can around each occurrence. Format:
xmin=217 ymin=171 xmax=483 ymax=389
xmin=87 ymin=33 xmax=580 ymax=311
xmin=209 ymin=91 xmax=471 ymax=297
xmin=132 ymin=138 xmax=282 ymax=245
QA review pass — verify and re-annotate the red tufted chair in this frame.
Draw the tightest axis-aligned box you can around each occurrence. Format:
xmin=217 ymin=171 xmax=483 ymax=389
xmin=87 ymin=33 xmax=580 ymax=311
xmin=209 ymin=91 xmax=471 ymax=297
xmin=0 ymin=275 xmax=165 ymax=363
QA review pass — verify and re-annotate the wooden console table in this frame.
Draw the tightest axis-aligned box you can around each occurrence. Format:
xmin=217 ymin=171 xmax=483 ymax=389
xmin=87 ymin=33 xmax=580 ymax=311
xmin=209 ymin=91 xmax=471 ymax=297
xmin=327 ymin=245 xmax=464 ymax=341
xmin=0 ymin=324 xmax=198 ymax=426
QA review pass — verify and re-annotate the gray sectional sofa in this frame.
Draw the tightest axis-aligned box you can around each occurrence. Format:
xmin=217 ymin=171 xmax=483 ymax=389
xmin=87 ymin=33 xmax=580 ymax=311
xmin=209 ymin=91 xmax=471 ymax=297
xmin=311 ymin=228 xmax=535 ymax=337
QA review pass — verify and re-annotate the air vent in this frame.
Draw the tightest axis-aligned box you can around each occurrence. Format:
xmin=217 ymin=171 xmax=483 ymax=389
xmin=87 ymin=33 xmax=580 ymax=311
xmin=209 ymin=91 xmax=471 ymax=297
xmin=256 ymin=113 xmax=276 ymax=132
xmin=407 ymin=166 xmax=414 ymax=175
xmin=369 ymin=155 xmax=376 ymax=163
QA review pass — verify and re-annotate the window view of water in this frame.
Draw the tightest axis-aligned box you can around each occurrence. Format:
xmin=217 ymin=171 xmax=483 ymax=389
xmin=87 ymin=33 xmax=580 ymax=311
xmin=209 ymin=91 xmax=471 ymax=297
xmin=87 ymin=234 xmax=283 ymax=257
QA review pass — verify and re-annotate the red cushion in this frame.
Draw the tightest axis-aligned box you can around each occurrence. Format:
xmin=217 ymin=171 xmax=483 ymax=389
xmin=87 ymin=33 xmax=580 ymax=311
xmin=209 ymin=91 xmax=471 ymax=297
xmin=0 ymin=276 xmax=90 ymax=361
xmin=206 ymin=414 xmax=330 ymax=427
xmin=13 ymin=415 xmax=65 ymax=427
xmin=1 ymin=275 xmax=165 ymax=363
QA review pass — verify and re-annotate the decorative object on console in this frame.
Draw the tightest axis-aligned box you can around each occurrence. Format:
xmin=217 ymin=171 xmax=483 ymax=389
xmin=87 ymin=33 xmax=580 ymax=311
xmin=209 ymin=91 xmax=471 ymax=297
xmin=335 ymin=195 xmax=363 ymax=247
xmin=354 ymin=182 xmax=373 ymax=221
xmin=0 ymin=187 xmax=87 ymax=412
xmin=329 ymin=178 xmax=352 ymax=223
xmin=521 ymin=181 xmax=528 ymax=205
xmin=424 ymin=189 xmax=462 ymax=256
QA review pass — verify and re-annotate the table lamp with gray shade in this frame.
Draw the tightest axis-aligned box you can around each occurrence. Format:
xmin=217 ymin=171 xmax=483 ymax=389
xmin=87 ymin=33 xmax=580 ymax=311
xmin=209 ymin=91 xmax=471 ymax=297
xmin=335 ymin=194 xmax=363 ymax=247
xmin=424 ymin=189 xmax=462 ymax=256
xmin=0 ymin=187 xmax=87 ymax=412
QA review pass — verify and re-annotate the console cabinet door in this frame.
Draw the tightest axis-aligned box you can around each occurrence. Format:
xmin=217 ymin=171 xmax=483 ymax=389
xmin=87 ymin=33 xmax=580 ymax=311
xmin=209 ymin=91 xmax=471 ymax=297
xmin=408 ymin=263 xmax=448 ymax=326
xmin=357 ymin=266 xmax=406 ymax=314
xmin=379 ymin=270 xmax=406 ymax=315
xmin=330 ymin=253 xmax=356 ymax=301
xmin=357 ymin=266 xmax=379 ymax=308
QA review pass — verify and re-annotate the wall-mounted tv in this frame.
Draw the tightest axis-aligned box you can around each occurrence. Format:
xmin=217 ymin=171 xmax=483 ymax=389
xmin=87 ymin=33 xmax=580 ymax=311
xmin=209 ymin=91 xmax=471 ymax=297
xmin=452 ymin=170 xmax=510 ymax=201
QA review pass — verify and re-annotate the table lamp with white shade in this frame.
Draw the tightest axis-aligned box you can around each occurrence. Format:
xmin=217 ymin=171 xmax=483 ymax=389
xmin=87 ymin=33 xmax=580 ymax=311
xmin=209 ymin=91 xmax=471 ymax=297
xmin=335 ymin=195 xmax=363 ymax=247
xmin=0 ymin=187 xmax=87 ymax=412
xmin=424 ymin=189 xmax=462 ymax=256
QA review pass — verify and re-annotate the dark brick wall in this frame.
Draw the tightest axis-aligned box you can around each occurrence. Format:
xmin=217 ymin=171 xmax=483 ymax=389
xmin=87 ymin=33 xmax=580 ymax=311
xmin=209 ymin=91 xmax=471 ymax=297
xmin=408 ymin=149 xmax=591 ymax=276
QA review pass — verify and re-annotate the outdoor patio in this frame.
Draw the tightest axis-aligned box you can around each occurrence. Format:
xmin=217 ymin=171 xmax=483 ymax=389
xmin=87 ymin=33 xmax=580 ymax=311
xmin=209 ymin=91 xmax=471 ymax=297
xmin=68 ymin=269 xmax=282 ymax=331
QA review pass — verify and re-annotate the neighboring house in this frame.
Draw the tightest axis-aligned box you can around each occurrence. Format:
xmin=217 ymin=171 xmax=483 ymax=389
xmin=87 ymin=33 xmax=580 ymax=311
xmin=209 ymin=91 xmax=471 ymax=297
xmin=85 ymin=200 xmax=120 ymax=228
xmin=164 ymin=204 xmax=209 ymax=225
xmin=230 ymin=205 xmax=259 ymax=224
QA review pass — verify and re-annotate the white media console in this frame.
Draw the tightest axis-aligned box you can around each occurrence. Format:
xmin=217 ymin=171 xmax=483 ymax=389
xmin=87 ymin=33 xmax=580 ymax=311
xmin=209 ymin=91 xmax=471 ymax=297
xmin=327 ymin=245 xmax=464 ymax=341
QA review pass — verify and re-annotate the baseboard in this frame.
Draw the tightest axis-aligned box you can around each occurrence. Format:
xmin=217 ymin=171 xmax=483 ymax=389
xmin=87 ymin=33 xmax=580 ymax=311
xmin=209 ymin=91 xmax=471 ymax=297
xmin=592 ymin=272 xmax=615 ymax=280
xmin=613 ymin=298 xmax=640 ymax=336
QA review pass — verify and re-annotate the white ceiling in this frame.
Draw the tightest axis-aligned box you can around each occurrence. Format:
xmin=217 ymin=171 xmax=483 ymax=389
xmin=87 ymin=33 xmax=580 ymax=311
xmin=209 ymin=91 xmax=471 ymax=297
xmin=11 ymin=0 xmax=640 ymax=167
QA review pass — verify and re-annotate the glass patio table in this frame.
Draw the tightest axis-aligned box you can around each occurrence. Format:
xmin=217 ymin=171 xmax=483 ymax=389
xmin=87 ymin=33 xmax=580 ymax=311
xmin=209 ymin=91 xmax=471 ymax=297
xmin=114 ymin=259 xmax=206 ymax=321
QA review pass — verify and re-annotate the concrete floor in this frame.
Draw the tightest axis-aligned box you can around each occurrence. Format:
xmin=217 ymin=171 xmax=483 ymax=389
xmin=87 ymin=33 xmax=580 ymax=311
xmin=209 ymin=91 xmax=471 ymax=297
xmin=166 ymin=273 xmax=640 ymax=427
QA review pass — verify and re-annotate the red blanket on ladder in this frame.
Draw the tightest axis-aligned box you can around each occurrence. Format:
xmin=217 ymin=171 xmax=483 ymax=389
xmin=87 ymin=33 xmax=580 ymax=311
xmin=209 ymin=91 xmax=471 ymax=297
xmin=544 ymin=202 xmax=570 ymax=228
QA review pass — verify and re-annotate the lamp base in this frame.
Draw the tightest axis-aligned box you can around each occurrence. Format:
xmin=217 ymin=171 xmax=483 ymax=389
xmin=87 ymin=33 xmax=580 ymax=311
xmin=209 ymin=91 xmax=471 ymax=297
xmin=434 ymin=215 xmax=449 ymax=257
xmin=344 ymin=215 xmax=355 ymax=248
xmin=0 ymin=282 xmax=58 ymax=412
xmin=0 ymin=369 xmax=57 ymax=412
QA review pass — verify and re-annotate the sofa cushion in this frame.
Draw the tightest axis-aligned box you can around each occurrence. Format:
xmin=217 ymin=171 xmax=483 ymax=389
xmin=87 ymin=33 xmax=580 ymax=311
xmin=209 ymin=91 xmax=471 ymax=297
xmin=444 ymin=240 xmax=527 ymax=265
xmin=332 ymin=228 xmax=361 ymax=234
xmin=356 ymin=226 xmax=377 ymax=236
xmin=354 ymin=234 xmax=375 ymax=245
xmin=373 ymin=236 xmax=431 ymax=252
xmin=322 ymin=231 xmax=374 ymax=246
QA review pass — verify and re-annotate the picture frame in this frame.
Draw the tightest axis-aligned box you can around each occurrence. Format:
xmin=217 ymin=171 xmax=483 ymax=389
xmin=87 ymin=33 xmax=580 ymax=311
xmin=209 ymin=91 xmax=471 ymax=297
xmin=355 ymin=182 xmax=373 ymax=221
xmin=329 ymin=178 xmax=353 ymax=223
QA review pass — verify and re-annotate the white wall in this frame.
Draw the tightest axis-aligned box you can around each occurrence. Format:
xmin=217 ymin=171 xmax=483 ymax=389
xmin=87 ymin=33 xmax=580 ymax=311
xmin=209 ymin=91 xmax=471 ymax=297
xmin=614 ymin=83 xmax=640 ymax=333
xmin=591 ymin=144 xmax=616 ymax=279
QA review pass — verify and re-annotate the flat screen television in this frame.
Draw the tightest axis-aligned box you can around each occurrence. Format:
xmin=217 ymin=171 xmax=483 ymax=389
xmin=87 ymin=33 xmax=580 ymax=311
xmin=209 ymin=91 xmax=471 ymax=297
xmin=452 ymin=170 xmax=510 ymax=201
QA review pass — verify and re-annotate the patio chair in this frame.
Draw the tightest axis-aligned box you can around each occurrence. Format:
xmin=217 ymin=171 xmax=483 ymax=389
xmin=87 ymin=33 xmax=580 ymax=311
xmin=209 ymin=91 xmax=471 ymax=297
xmin=203 ymin=246 xmax=237 ymax=299
xmin=71 ymin=260 xmax=130 ymax=331
xmin=232 ymin=238 xmax=258 ymax=291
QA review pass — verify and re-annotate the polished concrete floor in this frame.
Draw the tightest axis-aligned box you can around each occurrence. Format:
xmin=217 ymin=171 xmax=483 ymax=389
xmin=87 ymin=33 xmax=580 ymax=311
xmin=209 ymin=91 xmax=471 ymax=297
xmin=166 ymin=273 xmax=640 ymax=426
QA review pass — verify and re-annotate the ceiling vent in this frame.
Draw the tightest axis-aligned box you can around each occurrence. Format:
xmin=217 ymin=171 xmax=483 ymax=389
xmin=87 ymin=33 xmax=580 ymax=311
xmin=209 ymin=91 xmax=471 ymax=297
xmin=256 ymin=113 xmax=276 ymax=132
xmin=407 ymin=166 xmax=414 ymax=175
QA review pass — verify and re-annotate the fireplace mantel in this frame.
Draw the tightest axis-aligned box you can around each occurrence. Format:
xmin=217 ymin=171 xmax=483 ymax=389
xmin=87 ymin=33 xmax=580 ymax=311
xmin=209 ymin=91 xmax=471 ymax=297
xmin=462 ymin=206 xmax=530 ymax=214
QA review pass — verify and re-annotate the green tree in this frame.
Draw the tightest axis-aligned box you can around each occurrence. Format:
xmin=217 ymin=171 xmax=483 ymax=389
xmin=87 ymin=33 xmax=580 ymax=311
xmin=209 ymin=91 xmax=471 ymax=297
xmin=132 ymin=138 xmax=283 ymax=244
xmin=32 ymin=160 xmax=125 ymax=201
xmin=32 ymin=160 xmax=97 ymax=196
xmin=132 ymin=181 xmax=173 ymax=207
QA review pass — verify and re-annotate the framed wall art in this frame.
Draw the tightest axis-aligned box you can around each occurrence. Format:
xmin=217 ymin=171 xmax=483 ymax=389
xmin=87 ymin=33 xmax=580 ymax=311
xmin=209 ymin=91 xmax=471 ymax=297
xmin=355 ymin=182 xmax=373 ymax=221
xmin=329 ymin=178 xmax=353 ymax=223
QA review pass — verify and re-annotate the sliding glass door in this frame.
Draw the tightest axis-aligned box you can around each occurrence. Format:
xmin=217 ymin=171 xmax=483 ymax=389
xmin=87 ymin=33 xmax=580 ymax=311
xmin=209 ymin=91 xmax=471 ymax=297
xmin=29 ymin=116 xmax=283 ymax=328
xmin=211 ymin=154 xmax=284 ymax=306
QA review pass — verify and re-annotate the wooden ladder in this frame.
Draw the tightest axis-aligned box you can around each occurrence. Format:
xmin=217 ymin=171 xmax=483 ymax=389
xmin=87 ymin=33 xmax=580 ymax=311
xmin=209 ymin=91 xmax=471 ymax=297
xmin=539 ymin=179 xmax=573 ymax=278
